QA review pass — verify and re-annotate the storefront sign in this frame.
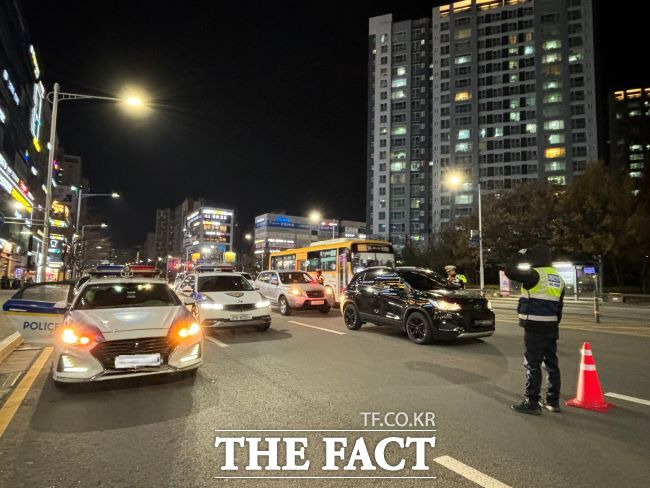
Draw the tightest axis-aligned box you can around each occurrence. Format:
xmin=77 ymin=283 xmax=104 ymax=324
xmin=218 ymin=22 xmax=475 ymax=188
xmin=30 ymin=82 xmax=44 ymax=150
xmin=29 ymin=45 xmax=40 ymax=79
xmin=2 ymin=69 xmax=20 ymax=105
xmin=0 ymin=153 xmax=34 ymax=209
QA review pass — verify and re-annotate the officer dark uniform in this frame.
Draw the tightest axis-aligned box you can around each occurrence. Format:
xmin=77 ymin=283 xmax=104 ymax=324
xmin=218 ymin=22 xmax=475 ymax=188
xmin=505 ymin=245 xmax=566 ymax=415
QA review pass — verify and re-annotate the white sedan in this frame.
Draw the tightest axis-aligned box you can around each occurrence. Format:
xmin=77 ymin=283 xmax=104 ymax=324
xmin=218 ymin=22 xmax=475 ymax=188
xmin=4 ymin=276 xmax=202 ymax=384
xmin=178 ymin=272 xmax=271 ymax=331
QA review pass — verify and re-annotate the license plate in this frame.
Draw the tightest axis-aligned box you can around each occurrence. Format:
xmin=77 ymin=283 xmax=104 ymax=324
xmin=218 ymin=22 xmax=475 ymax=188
xmin=232 ymin=314 xmax=252 ymax=321
xmin=473 ymin=319 xmax=493 ymax=326
xmin=310 ymin=300 xmax=325 ymax=305
xmin=114 ymin=353 xmax=161 ymax=369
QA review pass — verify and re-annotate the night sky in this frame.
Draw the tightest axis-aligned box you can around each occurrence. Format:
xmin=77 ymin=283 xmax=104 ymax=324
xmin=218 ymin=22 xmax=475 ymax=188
xmin=21 ymin=1 xmax=647 ymax=248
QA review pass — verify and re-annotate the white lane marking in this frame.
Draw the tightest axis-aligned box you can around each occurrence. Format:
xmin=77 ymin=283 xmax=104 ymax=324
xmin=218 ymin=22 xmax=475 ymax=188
xmin=204 ymin=336 xmax=229 ymax=348
xmin=434 ymin=456 xmax=511 ymax=488
xmin=288 ymin=321 xmax=346 ymax=335
xmin=605 ymin=392 xmax=650 ymax=406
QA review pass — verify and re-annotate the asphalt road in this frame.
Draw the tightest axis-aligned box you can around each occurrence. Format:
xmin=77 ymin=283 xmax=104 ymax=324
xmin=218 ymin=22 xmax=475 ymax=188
xmin=0 ymin=303 xmax=648 ymax=487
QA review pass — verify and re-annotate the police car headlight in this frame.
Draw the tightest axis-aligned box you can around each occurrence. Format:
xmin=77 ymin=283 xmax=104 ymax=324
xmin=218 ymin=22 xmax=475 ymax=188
xmin=255 ymin=300 xmax=270 ymax=309
xmin=431 ymin=300 xmax=462 ymax=312
xmin=201 ymin=303 xmax=224 ymax=311
xmin=59 ymin=324 xmax=105 ymax=347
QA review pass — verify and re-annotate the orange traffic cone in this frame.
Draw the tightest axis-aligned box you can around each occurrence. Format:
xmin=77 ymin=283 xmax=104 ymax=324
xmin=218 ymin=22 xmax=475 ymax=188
xmin=566 ymin=342 xmax=613 ymax=413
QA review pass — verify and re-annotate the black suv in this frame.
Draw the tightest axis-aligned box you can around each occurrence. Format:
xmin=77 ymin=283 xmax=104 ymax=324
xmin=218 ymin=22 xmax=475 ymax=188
xmin=340 ymin=267 xmax=495 ymax=344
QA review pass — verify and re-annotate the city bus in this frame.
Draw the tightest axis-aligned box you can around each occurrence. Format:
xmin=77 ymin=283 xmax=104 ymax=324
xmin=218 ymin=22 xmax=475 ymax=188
xmin=268 ymin=238 xmax=395 ymax=303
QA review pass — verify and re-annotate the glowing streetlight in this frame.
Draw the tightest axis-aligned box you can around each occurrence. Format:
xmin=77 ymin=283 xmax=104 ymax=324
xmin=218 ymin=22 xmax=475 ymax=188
xmin=244 ymin=233 xmax=252 ymax=241
xmin=308 ymin=210 xmax=322 ymax=224
xmin=111 ymin=192 xmax=120 ymax=198
xmin=444 ymin=172 xmax=485 ymax=293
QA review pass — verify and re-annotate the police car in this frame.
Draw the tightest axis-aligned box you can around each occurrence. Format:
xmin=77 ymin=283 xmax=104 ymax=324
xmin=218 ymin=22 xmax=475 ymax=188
xmin=3 ymin=265 xmax=202 ymax=384
xmin=177 ymin=271 xmax=271 ymax=331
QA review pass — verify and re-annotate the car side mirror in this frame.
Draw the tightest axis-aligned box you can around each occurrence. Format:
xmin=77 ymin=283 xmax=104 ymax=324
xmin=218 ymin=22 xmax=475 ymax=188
xmin=182 ymin=296 xmax=195 ymax=305
xmin=53 ymin=300 xmax=69 ymax=310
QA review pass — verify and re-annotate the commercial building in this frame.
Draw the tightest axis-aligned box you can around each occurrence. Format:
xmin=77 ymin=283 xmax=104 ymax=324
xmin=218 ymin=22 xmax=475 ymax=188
xmin=0 ymin=1 xmax=53 ymax=278
xmin=367 ymin=0 xmax=598 ymax=245
xmin=55 ymin=154 xmax=83 ymax=188
xmin=609 ymin=88 xmax=650 ymax=179
xmin=183 ymin=207 xmax=235 ymax=264
xmin=153 ymin=197 xmax=207 ymax=260
xmin=254 ymin=213 xmax=367 ymax=267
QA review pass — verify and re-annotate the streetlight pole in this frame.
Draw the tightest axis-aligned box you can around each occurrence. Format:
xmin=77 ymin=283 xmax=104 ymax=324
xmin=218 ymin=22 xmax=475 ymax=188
xmin=39 ymin=83 xmax=59 ymax=282
xmin=477 ymin=183 xmax=484 ymax=293
xmin=38 ymin=83 xmax=145 ymax=282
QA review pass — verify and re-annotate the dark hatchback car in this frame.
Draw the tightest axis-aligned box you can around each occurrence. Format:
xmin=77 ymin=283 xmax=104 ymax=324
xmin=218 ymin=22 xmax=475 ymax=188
xmin=340 ymin=267 xmax=495 ymax=344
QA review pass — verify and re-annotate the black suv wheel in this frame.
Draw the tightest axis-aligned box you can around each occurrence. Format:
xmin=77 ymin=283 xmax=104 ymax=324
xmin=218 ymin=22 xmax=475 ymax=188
xmin=343 ymin=303 xmax=362 ymax=330
xmin=405 ymin=311 xmax=433 ymax=344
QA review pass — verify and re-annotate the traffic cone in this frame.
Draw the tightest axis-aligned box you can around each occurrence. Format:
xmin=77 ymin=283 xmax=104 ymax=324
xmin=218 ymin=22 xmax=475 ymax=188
xmin=566 ymin=342 xmax=613 ymax=413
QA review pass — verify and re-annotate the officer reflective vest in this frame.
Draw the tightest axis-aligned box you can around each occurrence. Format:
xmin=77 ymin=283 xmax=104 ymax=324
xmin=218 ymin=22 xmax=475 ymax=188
xmin=517 ymin=267 xmax=565 ymax=322
xmin=457 ymin=274 xmax=468 ymax=284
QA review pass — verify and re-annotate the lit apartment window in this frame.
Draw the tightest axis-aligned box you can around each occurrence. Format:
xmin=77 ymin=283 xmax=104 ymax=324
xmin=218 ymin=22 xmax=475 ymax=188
xmin=547 ymin=175 xmax=566 ymax=185
xmin=391 ymin=90 xmax=406 ymax=100
xmin=380 ymin=34 xmax=388 ymax=43
xmin=455 ymin=28 xmax=471 ymax=40
xmin=542 ymin=40 xmax=562 ymax=50
xmin=455 ymin=194 xmax=473 ymax=205
xmin=546 ymin=134 xmax=565 ymax=144
xmin=524 ymin=45 xmax=534 ymax=55
xmin=454 ymin=55 xmax=471 ymax=65
xmin=545 ymin=147 xmax=566 ymax=159
xmin=525 ymin=123 xmax=537 ymax=133
xmin=455 ymin=142 xmax=472 ymax=153
xmin=630 ymin=171 xmax=643 ymax=178
xmin=542 ymin=53 xmax=562 ymax=64
xmin=543 ymin=92 xmax=562 ymax=103
xmin=457 ymin=129 xmax=471 ymax=140
xmin=455 ymin=91 xmax=471 ymax=101
xmin=494 ymin=127 xmax=503 ymax=137
xmin=543 ymin=80 xmax=562 ymax=90
xmin=390 ymin=161 xmax=406 ymax=171
xmin=510 ymin=112 xmax=520 ymax=121
xmin=544 ymin=120 xmax=564 ymax=130
xmin=391 ymin=126 xmax=407 ymax=135
xmin=392 ymin=78 xmax=407 ymax=88
xmin=545 ymin=161 xmax=566 ymax=172
xmin=629 ymin=144 xmax=643 ymax=152
xmin=568 ymin=50 xmax=583 ymax=63
xmin=396 ymin=66 xmax=406 ymax=76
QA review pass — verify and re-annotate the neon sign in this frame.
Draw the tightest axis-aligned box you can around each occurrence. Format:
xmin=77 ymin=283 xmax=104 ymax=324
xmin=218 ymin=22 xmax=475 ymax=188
xmin=29 ymin=45 xmax=40 ymax=79
xmin=2 ymin=69 xmax=20 ymax=105
xmin=30 ymin=83 xmax=44 ymax=151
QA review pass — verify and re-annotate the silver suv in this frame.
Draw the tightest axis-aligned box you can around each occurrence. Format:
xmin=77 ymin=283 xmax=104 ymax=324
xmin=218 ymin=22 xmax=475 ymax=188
xmin=254 ymin=270 xmax=330 ymax=315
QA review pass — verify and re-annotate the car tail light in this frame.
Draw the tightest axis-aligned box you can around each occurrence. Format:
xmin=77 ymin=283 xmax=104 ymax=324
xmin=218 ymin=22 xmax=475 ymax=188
xmin=58 ymin=323 xmax=105 ymax=347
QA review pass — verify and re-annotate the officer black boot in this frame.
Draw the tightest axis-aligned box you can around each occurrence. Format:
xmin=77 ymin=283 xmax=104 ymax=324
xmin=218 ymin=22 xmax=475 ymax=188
xmin=511 ymin=398 xmax=542 ymax=415
xmin=539 ymin=400 xmax=561 ymax=412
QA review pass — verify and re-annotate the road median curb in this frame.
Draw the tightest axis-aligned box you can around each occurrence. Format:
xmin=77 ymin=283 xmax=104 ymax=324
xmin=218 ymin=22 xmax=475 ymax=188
xmin=0 ymin=332 xmax=23 ymax=364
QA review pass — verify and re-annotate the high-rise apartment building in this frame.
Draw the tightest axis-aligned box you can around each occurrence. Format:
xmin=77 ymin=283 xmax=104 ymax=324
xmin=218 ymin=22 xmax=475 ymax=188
xmin=609 ymin=88 xmax=650 ymax=179
xmin=368 ymin=15 xmax=433 ymax=248
xmin=368 ymin=0 xmax=598 ymax=244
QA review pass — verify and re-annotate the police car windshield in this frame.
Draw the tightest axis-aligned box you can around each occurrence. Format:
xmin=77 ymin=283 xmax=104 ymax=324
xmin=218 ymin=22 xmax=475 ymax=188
xmin=399 ymin=271 xmax=455 ymax=291
xmin=198 ymin=275 xmax=253 ymax=292
xmin=75 ymin=283 xmax=180 ymax=309
xmin=279 ymin=272 xmax=313 ymax=284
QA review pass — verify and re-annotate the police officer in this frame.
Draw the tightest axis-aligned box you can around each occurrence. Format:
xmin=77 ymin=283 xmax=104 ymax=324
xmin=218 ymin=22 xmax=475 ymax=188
xmin=444 ymin=265 xmax=467 ymax=289
xmin=505 ymin=245 xmax=565 ymax=415
xmin=315 ymin=269 xmax=325 ymax=286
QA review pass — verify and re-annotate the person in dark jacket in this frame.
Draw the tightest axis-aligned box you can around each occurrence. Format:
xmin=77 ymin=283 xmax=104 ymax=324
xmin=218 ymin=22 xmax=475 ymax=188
xmin=505 ymin=245 xmax=565 ymax=415
xmin=0 ymin=274 xmax=8 ymax=290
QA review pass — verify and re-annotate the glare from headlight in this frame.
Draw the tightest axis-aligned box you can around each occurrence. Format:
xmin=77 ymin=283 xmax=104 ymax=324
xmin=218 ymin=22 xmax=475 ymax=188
xmin=201 ymin=302 xmax=224 ymax=310
xmin=324 ymin=287 xmax=334 ymax=295
xmin=290 ymin=288 xmax=302 ymax=296
xmin=178 ymin=322 xmax=201 ymax=338
xmin=431 ymin=299 xmax=462 ymax=312
xmin=255 ymin=300 xmax=270 ymax=309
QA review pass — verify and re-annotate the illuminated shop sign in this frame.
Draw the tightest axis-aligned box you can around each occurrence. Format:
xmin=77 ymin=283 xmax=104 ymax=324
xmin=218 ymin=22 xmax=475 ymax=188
xmin=2 ymin=69 xmax=20 ymax=105
xmin=30 ymin=83 xmax=44 ymax=151
xmin=0 ymin=153 xmax=34 ymax=210
xmin=49 ymin=218 xmax=67 ymax=228
xmin=29 ymin=45 xmax=40 ymax=79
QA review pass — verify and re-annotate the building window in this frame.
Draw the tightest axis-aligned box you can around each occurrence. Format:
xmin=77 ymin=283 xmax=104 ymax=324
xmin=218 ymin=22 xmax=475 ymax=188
xmin=544 ymin=120 xmax=564 ymax=131
xmin=542 ymin=53 xmax=562 ymax=64
xmin=455 ymin=91 xmax=472 ymax=101
xmin=390 ymin=161 xmax=406 ymax=171
xmin=543 ymin=80 xmax=562 ymax=90
xmin=547 ymin=175 xmax=566 ymax=185
xmin=546 ymin=134 xmax=565 ymax=144
xmin=396 ymin=66 xmax=406 ymax=76
xmin=391 ymin=90 xmax=406 ymax=100
xmin=391 ymin=126 xmax=407 ymax=135
xmin=455 ymin=194 xmax=473 ymax=205
xmin=542 ymin=40 xmax=562 ymax=50
xmin=525 ymin=123 xmax=537 ymax=134
xmin=454 ymin=55 xmax=472 ymax=65
xmin=543 ymin=92 xmax=563 ymax=104
xmin=455 ymin=28 xmax=471 ymax=40
xmin=392 ymin=78 xmax=407 ymax=88
xmin=457 ymin=129 xmax=471 ymax=140
xmin=545 ymin=161 xmax=566 ymax=172
xmin=455 ymin=142 xmax=472 ymax=153
xmin=545 ymin=147 xmax=566 ymax=159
